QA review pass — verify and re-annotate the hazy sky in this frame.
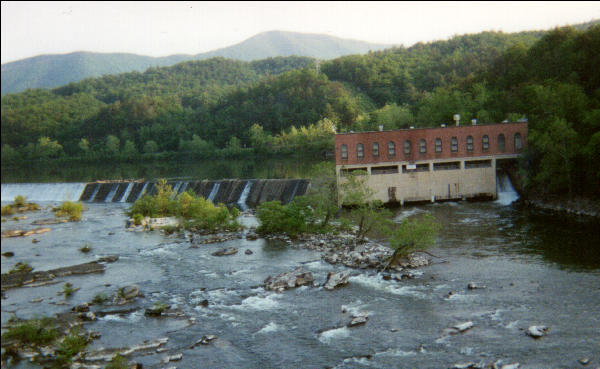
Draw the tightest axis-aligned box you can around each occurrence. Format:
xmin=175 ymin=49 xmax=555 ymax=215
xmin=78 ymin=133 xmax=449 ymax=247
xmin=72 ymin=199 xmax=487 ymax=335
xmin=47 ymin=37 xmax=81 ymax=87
xmin=2 ymin=1 xmax=600 ymax=64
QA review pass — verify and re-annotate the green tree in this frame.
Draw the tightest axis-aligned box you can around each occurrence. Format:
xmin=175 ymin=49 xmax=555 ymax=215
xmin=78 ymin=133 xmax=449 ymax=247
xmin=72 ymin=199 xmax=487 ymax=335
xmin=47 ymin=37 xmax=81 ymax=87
xmin=304 ymin=162 xmax=339 ymax=228
xmin=527 ymin=117 xmax=578 ymax=196
xmin=386 ymin=213 xmax=440 ymax=269
xmin=339 ymin=170 xmax=392 ymax=241
xmin=105 ymin=134 xmax=120 ymax=157
xmin=121 ymin=139 xmax=138 ymax=159
xmin=143 ymin=140 xmax=159 ymax=154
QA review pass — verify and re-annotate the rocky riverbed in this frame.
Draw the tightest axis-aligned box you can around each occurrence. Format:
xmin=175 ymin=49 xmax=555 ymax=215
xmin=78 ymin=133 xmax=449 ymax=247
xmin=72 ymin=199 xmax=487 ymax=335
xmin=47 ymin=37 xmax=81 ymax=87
xmin=2 ymin=201 xmax=599 ymax=368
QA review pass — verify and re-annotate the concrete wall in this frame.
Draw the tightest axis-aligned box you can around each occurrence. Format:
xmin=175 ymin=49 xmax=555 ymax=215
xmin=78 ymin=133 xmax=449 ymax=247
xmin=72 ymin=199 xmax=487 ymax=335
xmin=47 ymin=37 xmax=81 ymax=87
xmin=337 ymin=157 xmax=504 ymax=204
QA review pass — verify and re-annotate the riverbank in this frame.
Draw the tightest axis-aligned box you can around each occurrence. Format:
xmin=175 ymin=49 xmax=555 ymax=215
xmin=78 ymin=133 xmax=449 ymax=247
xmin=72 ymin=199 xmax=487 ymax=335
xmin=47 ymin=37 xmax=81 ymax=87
xmin=521 ymin=195 xmax=600 ymax=218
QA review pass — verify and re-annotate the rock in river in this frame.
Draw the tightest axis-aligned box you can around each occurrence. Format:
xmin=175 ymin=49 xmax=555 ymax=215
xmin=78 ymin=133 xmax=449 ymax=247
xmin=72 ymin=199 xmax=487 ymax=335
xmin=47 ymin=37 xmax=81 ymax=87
xmin=526 ymin=325 xmax=548 ymax=338
xmin=212 ymin=247 xmax=238 ymax=257
xmin=323 ymin=271 xmax=350 ymax=290
xmin=264 ymin=267 xmax=314 ymax=292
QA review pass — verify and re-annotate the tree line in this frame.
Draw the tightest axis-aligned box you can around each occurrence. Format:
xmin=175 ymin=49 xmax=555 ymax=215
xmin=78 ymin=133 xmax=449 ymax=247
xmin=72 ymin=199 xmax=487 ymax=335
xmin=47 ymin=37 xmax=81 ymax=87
xmin=1 ymin=25 xmax=599 ymax=197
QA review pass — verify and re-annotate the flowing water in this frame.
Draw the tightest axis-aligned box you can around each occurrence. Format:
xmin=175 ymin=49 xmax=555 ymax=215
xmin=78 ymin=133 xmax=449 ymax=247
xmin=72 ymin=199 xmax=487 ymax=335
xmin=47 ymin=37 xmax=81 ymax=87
xmin=2 ymin=195 xmax=598 ymax=368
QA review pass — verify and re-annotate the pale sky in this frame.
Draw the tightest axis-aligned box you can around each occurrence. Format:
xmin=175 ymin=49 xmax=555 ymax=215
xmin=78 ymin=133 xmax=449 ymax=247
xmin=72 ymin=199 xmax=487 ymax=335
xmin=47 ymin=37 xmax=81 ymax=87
xmin=2 ymin=1 xmax=600 ymax=64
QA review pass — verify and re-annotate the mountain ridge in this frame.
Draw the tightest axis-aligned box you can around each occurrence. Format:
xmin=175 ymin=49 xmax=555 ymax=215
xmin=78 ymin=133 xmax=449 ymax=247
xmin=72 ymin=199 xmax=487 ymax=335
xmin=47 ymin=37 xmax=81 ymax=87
xmin=1 ymin=30 xmax=392 ymax=95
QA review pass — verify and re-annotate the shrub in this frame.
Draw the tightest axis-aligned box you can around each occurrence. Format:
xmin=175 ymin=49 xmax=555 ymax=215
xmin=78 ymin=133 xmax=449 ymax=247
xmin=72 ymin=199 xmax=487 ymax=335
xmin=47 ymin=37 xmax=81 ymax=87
xmin=256 ymin=199 xmax=313 ymax=237
xmin=128 ymin=179 xmax=241 ymax=233
xmin=55 ymin=327 xmax=89 ymax=366
xmin=8 ymin=262 xmax=33 ymax=274
xmin=91 ymin=293 xmax=108 ymax=305
xmin=1 ymin=317 xmax=59 ymax=346
xmin=53 ymin=201 xmax=84 ymax=221
xmin=62 ymin=283 xmax=76 ymax=297
xmin=13 ymin=195 xmax=26 ymax=207
xmin=1 ymin=205 xmax=15 ymax=216
xmin=106 ymin=354 xmax=129 ymax=369
xmin=386 ymin=213 xmax=440 ymax=268
xmin=79 ymin=244 xmax=92 ymax=253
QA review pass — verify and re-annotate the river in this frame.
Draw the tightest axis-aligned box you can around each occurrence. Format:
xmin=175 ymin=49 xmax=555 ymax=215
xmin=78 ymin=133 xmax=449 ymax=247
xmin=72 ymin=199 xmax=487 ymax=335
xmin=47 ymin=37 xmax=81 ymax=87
xmin=1 ymin=189 xmax=598 ymax=368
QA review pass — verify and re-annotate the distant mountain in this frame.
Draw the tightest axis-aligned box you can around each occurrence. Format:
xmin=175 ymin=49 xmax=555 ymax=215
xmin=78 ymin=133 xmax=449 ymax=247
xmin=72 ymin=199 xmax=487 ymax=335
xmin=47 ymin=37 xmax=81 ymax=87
xmin=1 ymin=31 xmax=391 ymax=95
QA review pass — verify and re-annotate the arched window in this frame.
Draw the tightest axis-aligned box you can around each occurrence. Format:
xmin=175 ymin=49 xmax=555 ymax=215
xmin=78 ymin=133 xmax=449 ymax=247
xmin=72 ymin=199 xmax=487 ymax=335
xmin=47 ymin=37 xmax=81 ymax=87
xmin=435 ymin=138 xmax=442 ymax=153
xmin=451 ymin=137 xmax=458 ymax=152
xmin=466 ymin=135 xmax=474 ymax=152
xmin=498 ymin=134 xmax=505 ymax=152
xmin=514 ymin=133 xmax=522 ymax=150
xmin=356 ymin=143 xmax=364 ymax=159
xmin=341 ymin=144 xmax=348 ymax=160
xmin=419 ymin=139 xmax=427 ymax=154
xmin=388 ymin=141 xmax=395 ymax=156
xmin=482 ymin=135 xmax=490 ymax=151
xmin=404 ymin=140 xmax=411 ymax=155
xmin=372 ymin=142 xmax=379 ymax=157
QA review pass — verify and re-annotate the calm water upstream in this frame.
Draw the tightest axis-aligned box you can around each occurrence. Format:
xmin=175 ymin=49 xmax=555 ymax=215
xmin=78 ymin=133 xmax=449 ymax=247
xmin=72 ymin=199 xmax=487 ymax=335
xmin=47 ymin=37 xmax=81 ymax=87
xmin=1 ymin=196 xmax=598 ymax=368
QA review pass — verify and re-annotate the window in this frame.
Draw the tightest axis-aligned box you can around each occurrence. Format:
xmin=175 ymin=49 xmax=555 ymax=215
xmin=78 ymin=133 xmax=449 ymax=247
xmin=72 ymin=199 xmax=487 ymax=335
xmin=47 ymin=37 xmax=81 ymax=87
xmin=356 ymin=143 xmax=364 ymax=159
xmin=498 ymin=134 xmax=505 ymax=152
xmin=388 ymin=141 xmax=395 ymax=156
xmin=514 ymin=133 xmax=522 ymax=150
xmin=419 ymin=139 xmax=427 ymax=154
xmin=404 ymin=140 xmax=411 ymax=155
xmin=341 ymin=144 xmax=348 ymax=160
xmin=466 ymin=135 xmax=474 ymax=152
xmin=451 ymin=137 xmax=458 ymax=152
xmin=371 ymin=165 xmax=398 ymax=175
xmin=372 ymin=142 xmax=379 ymax=157
xmin=435 ymin=138 xmax=442 ymax=153
xmin=482 ymin=135 xmax=490 ymax=151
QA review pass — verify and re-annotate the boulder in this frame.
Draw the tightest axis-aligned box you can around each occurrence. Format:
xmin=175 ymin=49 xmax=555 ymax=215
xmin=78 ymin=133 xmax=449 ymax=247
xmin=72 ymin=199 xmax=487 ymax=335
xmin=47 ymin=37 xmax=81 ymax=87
xmin=264 ymin=267 xmax=314 ymax=292
xmin=526 ymin=325 xmax=548 ymax=338
xmin=399 ymin=253 xmax=430 ymax=268
xmin=451 ymin=321 xmax=474 ymax=334
xmin=323 ymin=271 xmax=350 ymax=290
xmin=212 ymin=247 xmax=238 ymax=257
xmin=119 ymin=285 xmax=140 ymax=300
xmin=348 ymin=313 xmax=369 ymax=327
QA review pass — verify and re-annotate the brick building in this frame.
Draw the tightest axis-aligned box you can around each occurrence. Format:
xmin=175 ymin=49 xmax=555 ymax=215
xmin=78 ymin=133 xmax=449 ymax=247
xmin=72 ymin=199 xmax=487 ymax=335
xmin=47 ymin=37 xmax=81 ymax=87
xmin=335 ymin=122 xmax=527 ymax=204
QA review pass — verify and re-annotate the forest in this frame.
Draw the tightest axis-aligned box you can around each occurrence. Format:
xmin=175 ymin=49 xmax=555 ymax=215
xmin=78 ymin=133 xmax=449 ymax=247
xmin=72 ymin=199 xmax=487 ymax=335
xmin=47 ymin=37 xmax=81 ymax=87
xmin=1 ymin=25 xmax=599 ymax=197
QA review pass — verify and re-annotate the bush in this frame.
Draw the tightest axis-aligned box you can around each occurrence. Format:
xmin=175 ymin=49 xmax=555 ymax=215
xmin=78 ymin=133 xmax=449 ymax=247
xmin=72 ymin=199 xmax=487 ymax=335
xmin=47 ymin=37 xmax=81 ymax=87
xmin=79 ymin=244 xmax=92 ymax=253
xmin=1 ymin=205 xmax=15 ymax=216
xmin=256 ymin=199 xmax=314 ymax=237
xmin=55 ymin=327 xmax=89 ymax=366
xmin=1 ymin=317 xmax=59 ymax=346
xmin=9 ymin=262 xmax=33 ymax=274
xmin=1 ymin=196 xmax=41 ymax=215
xmin=62 ymin=283 xmax=76 ymax=297
xmin=91 ymin=293 xmax=108 ymax=305
xmin=128 ymin=179 xmax=241 ymax=233
xmin=386 ymin=213 xmax=440 ymax=268
xmin=13 ymin=195 xmax=26 ymax=207
xmin=53 ymin=201 xmax=84 ymax=221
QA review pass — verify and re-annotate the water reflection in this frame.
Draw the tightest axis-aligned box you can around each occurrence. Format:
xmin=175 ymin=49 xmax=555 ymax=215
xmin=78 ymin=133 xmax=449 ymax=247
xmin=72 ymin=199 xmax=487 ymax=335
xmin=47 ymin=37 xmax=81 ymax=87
xmin=1 ymin=157 xmax=327 ymax=183
xmin=393 ymin=201 xmax=600 ymax=271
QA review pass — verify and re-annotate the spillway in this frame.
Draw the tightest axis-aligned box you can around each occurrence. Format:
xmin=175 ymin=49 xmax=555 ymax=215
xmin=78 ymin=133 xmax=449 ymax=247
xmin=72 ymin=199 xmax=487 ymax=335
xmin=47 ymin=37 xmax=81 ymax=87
xmin=1 ymin=179 xmax=310 ymax=208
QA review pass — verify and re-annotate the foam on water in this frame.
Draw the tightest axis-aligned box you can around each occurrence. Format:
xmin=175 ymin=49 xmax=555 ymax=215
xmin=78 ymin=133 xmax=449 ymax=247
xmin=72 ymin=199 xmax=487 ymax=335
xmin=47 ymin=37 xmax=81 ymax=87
xmin=319 ymin=326 xmax=350 ymax=344
xmin=394 ymin=207 xmax=425 ymax=222
xmin=349 ymin=274 xmax=427 ymax=298
xmin=257 ymin=321 xmax=280 ymax=334
xmin=374 ymin=348 xmax=416 ymax=357
xmin=233 ymin=293 xmax=282 ymax=311
xmin=341 ymin=299 xmax=369 ymax=317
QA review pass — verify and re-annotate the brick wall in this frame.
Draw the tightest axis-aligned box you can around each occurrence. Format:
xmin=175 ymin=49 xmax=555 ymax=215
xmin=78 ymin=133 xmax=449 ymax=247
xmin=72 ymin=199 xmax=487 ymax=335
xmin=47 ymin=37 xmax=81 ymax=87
xmin=334 ymin=122 xmax=527 ymax=166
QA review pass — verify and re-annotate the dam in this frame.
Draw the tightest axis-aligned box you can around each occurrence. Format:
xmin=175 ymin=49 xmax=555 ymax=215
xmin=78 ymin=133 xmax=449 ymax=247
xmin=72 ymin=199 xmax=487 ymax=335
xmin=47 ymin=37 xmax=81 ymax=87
xmin=0 ymin=178 xmax=310 ymax=209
